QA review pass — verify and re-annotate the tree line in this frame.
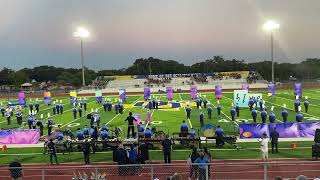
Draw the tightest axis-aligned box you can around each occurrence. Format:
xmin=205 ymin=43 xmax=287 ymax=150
xmin=1 ymin=57 xmax=320 ymax=87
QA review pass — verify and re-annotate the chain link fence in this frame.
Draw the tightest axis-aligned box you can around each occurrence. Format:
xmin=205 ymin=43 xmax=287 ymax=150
xmin=1 ymin=161 xmax=320 ymax=180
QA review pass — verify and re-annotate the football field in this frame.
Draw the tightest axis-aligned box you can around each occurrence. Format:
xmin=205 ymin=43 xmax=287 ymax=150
xmin=1 ymin=89 xmax=320 ymax=137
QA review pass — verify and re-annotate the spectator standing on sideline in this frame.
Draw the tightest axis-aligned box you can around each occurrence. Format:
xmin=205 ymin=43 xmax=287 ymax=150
xmin=138 ymin=142 xmax=149 ymax=164
xmin=82 ymin=139 xmax=91 ymax=165
xmin=270 ymin=127 xmax=279 ymax=154
xmin=162 ymin=135 xmax=172 ymax=163
xmin=194 ymin=152 xmax=209 ymax=180
xmin=188 ymin=148 xmax=199 ymax=180
xmin=47 ymin=139 xmax=58 ymax=165
xmin=9 ymin=159 xmax=22 ymax=180
xmin=259 ymin=133 xmax=269 ymax=161
xmin=116 ymin=144 xmax=128 ymax=176
xmin=128 ymin=145 xmax=138 ymax=175
xmin=203 ymin=147 xmax=212 ymax=178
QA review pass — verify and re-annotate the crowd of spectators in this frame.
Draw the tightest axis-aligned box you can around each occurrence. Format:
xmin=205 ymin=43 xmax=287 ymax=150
xmin=145 ymin=78 xmax=172 ymax=86
xmin=212 ymin=72 xmax=242 ymax=80
xmin=247 ymin=71 xmax=260 ymax=83
xmin=191 ymin=74 xmax=208 ymax=83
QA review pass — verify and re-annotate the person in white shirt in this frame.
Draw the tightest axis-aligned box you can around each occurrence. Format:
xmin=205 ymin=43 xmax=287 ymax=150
xmin=259 ymin=132 xmax=269 ymax=161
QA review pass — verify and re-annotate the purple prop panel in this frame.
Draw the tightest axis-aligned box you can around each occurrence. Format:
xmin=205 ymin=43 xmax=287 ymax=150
xmin=268 ymin=83 xmax=276 ymax=96
xmin=119 ymin=89 xmax=127 ymax=101
xmin=240 ymin=122 xmax=320 ymax=139
xmin=132 ymin=114 xmax=142 ymax=126
xmin=17 ymin=92 xmax=26 ymax=105
xmin=240 ymin=123 xmax=269 ymax=138
xmin=215 ymin=85 xmax=222 ymax=99
xmin=70 ymin=97 xmax=77 ymax=104
xmin=96 ymin=96 xmax=102 ymax=102
xmin=144 ymin=87 xmax=151 ymax=100
xmin=44 ymin=97 xmax=51 ymax=105
xmin=0 ymin=129 xmax=40 ymax=144
xmin=166 ymin=87 xmax=173 ymax=100
xmin=242 ymin=84 xmax=249 ymax=91
xmin=190 ymin=85 xmax=197 ymax=99
xmin=294 ymin=83 xmax=302 ymax=96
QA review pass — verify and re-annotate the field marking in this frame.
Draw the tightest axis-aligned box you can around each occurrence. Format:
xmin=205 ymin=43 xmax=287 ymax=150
xmin=187 ymin=118 xmax=193 ymax=128
xmin=265 ymin=99 xmax=318 ymax=118
xmin=60 ymin=100 xmax=101 ymax=128
xmin=209 ymin=99 xmax=239 ymax=126
xmin=276 ymin=96 xmax=320 ymax=108
xmin=178 ymin=93 xmax=183 ymax=101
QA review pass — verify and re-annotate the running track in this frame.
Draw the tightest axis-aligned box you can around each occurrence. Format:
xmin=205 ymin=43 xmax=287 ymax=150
xmin=0 ymin=159 xmax=320 ymax=179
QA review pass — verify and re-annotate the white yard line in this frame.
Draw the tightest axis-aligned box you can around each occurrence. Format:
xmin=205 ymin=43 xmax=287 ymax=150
xmin=276 ymin=96 xmax=320 ymax=107
xmin=178 ymin=93 xmax=183 ymax=101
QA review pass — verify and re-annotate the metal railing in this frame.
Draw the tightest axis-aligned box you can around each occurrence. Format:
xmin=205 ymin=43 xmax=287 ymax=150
xmin=2 ymin=161 xmax=320 ymax=180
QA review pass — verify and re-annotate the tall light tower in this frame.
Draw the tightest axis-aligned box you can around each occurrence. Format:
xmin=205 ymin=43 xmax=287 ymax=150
xmin=74 ymin=27 xmax=90 ymax=87
xmin=263 ymin=20 xmax=280 ymax=84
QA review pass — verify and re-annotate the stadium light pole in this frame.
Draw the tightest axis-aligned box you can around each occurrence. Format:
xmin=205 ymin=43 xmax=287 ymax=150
xmin=74 ymin=27 xmax=90 ymax=87
xmin=263 ymin=20 xmax=279 ymax=84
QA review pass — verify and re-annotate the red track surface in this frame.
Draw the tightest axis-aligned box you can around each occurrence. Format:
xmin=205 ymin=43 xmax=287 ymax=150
xmin=0 ymin=159 xmax=320 ymax=180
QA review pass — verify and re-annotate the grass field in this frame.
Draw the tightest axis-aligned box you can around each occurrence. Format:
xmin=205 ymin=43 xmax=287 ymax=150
xmin=1 ymin=89 xmax=320 ymax=137
xmin=0 ymin=89 xmax=319 ymax=164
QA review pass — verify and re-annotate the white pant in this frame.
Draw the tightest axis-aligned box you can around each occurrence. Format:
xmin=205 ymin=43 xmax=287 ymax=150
xmin=261 ymin=151 xmax=268 ymax=161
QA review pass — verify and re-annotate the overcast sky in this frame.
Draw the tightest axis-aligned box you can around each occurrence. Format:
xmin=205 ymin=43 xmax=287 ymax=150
xmin=0 ymin=0 xmax=319 ymax=70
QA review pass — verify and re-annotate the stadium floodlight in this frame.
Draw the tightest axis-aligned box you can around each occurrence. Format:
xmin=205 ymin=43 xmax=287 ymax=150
xmin=263 ymin=20 xmax=279 ymax=84
xmin=263 ymin=20 xmax=280 ymax=32
xmin=74 ymin=27 xmax=90 ymax=87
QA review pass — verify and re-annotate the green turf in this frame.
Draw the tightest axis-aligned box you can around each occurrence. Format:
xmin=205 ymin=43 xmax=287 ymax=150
xmin=0 ymin=141 xmax=313 ymax=164
xmin=1 ymin=89 xmax=320 ymax=137
xmin=0 ymin=89 xmax=319 ymax=164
